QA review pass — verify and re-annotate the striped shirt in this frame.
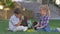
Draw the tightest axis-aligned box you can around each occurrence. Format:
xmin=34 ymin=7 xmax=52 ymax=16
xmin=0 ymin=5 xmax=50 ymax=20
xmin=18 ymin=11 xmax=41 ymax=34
xmin=39 ymin=15 xmax=50 ymax=27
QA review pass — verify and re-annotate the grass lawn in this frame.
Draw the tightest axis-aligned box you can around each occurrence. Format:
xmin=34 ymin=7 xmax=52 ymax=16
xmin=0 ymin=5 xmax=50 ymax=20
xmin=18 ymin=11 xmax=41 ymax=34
xmin=0 ymin=20 xmax=60 ymax=34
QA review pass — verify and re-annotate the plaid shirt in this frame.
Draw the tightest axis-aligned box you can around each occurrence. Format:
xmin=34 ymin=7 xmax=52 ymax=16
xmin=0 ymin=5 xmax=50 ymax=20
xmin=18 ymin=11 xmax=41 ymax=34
xmin=39 ymin=15 xmax=50 ymax=27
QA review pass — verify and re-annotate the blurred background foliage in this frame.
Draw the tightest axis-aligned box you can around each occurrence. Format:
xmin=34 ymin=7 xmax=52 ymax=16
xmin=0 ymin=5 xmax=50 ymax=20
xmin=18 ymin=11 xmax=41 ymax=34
xmin=26 ymin=0 xmax=37 ymax=2
xmin=49 ymin=0 xmax=60 ymax=8
xmin=0 ymin=0 xmax=34 ymax=20
xmin=0 ymin=0 xmax=15 ymax=8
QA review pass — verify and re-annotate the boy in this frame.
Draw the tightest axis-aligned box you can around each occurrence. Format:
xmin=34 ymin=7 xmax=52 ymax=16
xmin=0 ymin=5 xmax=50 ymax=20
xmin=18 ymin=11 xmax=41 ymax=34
xmin=9 ymin=8 xmax=28 ymax=32
xmin=34 ymin=5 xmax=50 ymax=32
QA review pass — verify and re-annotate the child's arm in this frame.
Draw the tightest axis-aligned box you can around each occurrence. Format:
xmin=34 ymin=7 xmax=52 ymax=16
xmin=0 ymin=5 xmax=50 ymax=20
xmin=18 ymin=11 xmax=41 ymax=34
xmin=15 ymin=20 xmax=23 ymax=26
xmin=40 ymin=17 xmax=49 ymax=28
xmin=34 ymin=22 xmax=39 ymax=27
xmin=16 ymin=16 xmax=24 ymax=26
xmin=39 ymin=25 xmax=46 ymax=28
xmin=20 ymin=15 xmax=24 ymax=20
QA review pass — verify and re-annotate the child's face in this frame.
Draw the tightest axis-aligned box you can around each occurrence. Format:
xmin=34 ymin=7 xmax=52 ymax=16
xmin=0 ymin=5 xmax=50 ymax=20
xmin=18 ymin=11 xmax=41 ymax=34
xmin=40 ymin=8 xmax=47 ymax=16
xmin=15 ymin=14 xmax=21 ymax=18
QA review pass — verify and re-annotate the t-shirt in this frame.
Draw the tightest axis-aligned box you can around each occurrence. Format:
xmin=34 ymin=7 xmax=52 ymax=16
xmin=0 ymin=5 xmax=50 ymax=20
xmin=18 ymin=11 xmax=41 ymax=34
xmin=9 ymin=15 xmax=20 ymax=30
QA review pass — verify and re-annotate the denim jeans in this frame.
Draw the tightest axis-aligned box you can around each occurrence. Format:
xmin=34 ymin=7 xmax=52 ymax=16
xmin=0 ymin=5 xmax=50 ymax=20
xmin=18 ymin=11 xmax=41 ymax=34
xmin=38 ymin=25 xmax=50 ymax=32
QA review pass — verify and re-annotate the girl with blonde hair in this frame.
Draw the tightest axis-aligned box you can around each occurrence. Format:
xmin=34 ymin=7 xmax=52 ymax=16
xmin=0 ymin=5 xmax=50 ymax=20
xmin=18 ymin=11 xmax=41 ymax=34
xmin=34 ymin=4 xmax=50 ymax=32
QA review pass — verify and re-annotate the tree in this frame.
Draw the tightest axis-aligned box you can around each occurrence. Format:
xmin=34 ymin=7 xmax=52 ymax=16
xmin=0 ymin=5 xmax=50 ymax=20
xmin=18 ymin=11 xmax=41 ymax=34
xmin=42 ymin=0 xmax=49 ymax=4
xmin=0 ymin=0 xmax=15 ymax=8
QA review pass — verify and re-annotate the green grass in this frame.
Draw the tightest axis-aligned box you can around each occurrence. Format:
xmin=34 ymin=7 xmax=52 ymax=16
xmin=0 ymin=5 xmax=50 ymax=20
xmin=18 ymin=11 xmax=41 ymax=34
xmin=0 ymin=20 xmax=60 ymax=34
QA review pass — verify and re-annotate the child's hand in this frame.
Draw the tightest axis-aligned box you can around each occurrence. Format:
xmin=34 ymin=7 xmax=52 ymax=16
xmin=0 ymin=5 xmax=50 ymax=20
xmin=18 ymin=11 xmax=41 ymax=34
xmin=39 ymin=26 xmax=46 ymax=28
xmin=34 ymin=26 xmax=39 ymax=30
xmin=37 ymin=27 xmax=43 ymax=29
xmin=37 ymin=27 xmax=40 ymax=29
xmin=16 ymin=24 xmax=20 ymax=26
xmin=21 ymin=16 xmax=24 ymax=20
xmin=34 ymin=26 xmax=36 ymax=27
xmin=16 ymin=21 xmax=21 ymax=26
xmin=34 ymin=24 xmax=39 ymax=27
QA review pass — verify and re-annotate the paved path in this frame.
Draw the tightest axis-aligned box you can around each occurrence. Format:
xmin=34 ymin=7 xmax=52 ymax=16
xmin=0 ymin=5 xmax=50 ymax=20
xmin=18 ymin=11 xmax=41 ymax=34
xmin=17 ymin=2 xmax=60 ymax=19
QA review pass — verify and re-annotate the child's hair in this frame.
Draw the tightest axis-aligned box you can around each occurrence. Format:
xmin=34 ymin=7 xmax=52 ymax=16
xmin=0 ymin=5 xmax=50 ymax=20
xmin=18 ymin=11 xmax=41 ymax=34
xmin=40 ymin=4 xmax=50 ymax=16
xmin=14 ymin=8 xmax=22 ymax=14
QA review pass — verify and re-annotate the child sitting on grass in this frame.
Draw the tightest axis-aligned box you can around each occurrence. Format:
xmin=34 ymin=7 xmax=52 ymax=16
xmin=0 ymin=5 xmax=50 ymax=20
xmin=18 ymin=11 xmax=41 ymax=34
xmin=9 ymin=8 xmax=28 ymax=32
xmin=34 ymin=5 xmax=50 ymax=32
